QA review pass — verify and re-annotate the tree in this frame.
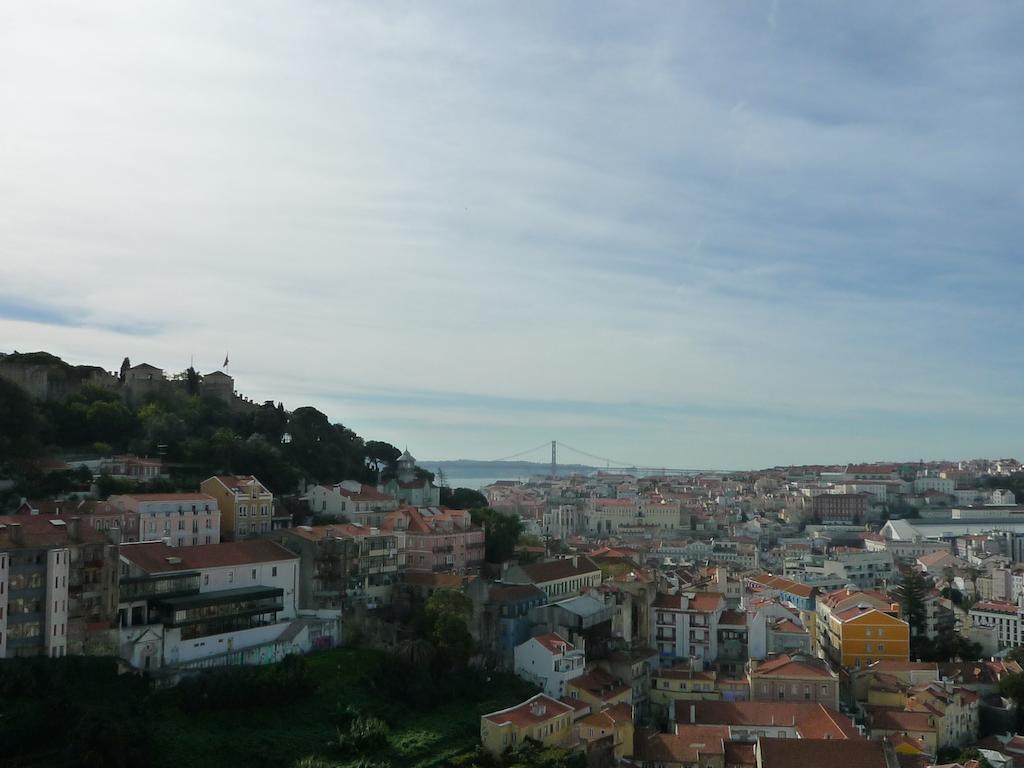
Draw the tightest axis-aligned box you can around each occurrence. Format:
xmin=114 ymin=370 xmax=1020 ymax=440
xmin=900 ymin=568 xmax=929 ymax=656
xmin=416 ymin=590 xmax=475 ymax=669
xmin=119 ymin=357 xmax=131 ymax=383
xmin=0 ymin=378 xmax=45 ymax=470
xmin=441 ymin=487 xmax=488 ymax=510
xmin=470 ymin=508 xmax=524 ymax=564
xmin=184 ymin=366 xmax=201 ymax=397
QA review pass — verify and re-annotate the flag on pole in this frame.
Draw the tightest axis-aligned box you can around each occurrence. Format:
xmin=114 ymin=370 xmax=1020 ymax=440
xmin=223 ymin=353 xmax=229 ymax=368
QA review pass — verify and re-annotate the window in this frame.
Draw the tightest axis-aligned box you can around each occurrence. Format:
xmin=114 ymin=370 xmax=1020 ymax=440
xmin=203 ymin=574 xmax=209 ymax=587
xmin=228 ymin=572 xmax=234 ymax=584
xmin=272 ymin=566 xmax=278 ymax=577
xmin=251 ymin=568 xmax=257 ymax=580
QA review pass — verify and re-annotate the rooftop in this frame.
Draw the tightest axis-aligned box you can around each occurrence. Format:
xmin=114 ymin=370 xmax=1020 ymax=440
xmin=482 ymin=693 xmax=572 ymax=728
xmin=120 ymin=539 xmax=296 ymax=572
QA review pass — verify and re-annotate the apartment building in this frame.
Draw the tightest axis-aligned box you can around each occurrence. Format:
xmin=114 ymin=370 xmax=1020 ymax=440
xmin=200 ymin=475 xmax=274 ymax=540
xmin=383 ymin=506 xmax=484 ymax=575
xmin=586 ymin=497 xmax=683 ymax=534
xmin=278 ymin=523 xmax=405 ymax=609
xmin=748 ymin=654 xmax=839 ymax=709
xmin=0 ymin=515 xmax=120 ymax=658
xmin=305 ymin=481 xmax=398 ymax=526
xmin=110 ymin=493 xmax=221 ymax=546
xmin=513 ymin=632 xmax=585 ymax=698
xmin=811 ymin=493 xmax=868 ymax=524
xmin=651 ymin=591 xmax=725 ymax=664
xmin=804 ymin=549 xmax=895 ymax=590
xmin=480 ymin=694 xmax=574 ymax=755
xmin=816 ymin=587 xmax=909 ymax=669
xmin=116 ymin=539 xmax=326 ymax=672
xmin=504 ymin=556 xmax=603 ymax=599
xmin=969 ymin=599 xmax=1024 ymax=649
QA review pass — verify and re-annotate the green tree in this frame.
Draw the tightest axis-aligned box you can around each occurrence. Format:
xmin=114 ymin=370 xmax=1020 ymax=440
xmin=470 ymin=508 xmax=524 ymax=564
xmin=442 ymin=487 xmax=488 ymax=510
xmin=184 ymin=366 xmax=201 ymax=396
xmin=422 ymin=591 xmax=475 ymax=668
xmin=900 ymin=568 xmax=929 ymax=656
xmin=0 ymin=378 xmax=45 ymax=470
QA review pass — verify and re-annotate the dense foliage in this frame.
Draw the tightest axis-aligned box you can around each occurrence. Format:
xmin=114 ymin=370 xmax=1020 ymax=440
xmin=175 ymin=654 xmax=317 ymax=713
xmin=0 ymin=358 xmax=406 ymax=503
xmin=470 ymin=508 xmax=524 ymax=563
xmin=441 ymin=487 xmax=488 ymax=509
xmin=0 ymin=655 xmax=152 ymax=767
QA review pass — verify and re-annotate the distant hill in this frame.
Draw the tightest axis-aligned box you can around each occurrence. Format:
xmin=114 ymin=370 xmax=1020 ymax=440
xmin=419 ymin=458 xmax=614 ymax=481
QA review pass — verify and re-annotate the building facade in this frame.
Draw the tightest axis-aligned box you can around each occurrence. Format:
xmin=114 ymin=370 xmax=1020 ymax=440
xmin=200 ymin=476 xmax=274 ymax=540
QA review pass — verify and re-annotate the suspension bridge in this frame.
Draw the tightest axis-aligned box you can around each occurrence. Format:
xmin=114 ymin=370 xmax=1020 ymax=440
xmin=486 ymin=440 xmax=708 ymax=477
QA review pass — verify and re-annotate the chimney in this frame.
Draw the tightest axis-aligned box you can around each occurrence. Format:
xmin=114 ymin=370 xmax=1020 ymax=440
xmin=9 ymin=522 xmax=23 ymax=546
xmin=68 ymin=516 xmax=81 ymax=543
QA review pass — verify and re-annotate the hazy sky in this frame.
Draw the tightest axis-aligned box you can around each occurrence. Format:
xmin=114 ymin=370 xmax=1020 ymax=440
xmin=2 ymin=2 xmax=1023 ymax=469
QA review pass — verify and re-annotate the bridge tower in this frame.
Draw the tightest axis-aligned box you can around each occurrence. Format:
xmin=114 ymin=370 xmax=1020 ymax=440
xmin=550 ymin=440 xmax=557 ymax=479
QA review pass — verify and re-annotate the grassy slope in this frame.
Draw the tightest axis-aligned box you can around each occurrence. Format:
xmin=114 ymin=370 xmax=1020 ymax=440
xmin=153 ymin=648 xmax=536 ymax=768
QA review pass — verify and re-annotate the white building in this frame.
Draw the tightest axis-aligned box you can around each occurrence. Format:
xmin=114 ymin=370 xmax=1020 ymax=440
xmin=969 ymin=599 xmax=1024 ymax=650
xmin=586 ymin=497 xmax=682 ymax=534
xmin=651 ymin=591 xmax=725 ymax=664
xmin=914 ymin=476 xmax=955 ymax=495
xmin=110 ymin=493 xmax=221 ymax=547
xmin=306 ymin=481 xmax=399 ymax=523
xmin=116 ymin=539 xmax=336 ymax=673
xmin=513 ymin=632 xmax=585 ymax=698
xmin=804 ymin=549 xmax=896 ymax=589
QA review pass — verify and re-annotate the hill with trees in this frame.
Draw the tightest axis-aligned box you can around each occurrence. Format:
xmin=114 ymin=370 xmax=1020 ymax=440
xmin=0 ymin=352 xmax=411 ymax=507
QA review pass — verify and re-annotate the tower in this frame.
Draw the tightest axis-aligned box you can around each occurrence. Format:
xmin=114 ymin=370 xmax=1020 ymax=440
xmin=550 ymin=440 xmax=556 ymax=479
xmin=397 ymin=448 xmax=417 ymax=484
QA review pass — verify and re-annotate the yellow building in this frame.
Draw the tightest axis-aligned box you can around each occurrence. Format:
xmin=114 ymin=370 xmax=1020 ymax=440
xmin=566 ymin=668 xmax=633 ymax=710
xmin=816 ymin=588 xmax=908 ymax=669
xmin=575 ymin=702 xmax=634 ymax=759
xmin=480 ymin=694 xmax=574 ymax=755
xmin=650 ymin=666 xmax=721 ymax=708
xmin=829 ymin=606 xmax=909 ymax=668
xmin=201 ymin=475 xmax=274 ymax=541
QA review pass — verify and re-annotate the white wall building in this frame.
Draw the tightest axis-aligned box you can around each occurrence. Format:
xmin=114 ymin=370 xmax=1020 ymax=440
xmin=110 ymin=493 xmax=221 ymax=547
xmin=513 ymin=632 xmax=585 ymax=698
xmin=116 ymin=539 xmax=321 ymax=672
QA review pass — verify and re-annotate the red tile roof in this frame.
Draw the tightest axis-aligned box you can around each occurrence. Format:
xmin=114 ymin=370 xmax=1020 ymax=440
xmin=119 ymin=493 xmax=216 ymax=502
xmin=531 ymin=633 xmax=575 ymax=655
xmin=566 ymin=669 xmax=630 ymax=701
xmin=866 ymin=706 xmax=935 ymax=733
xmin=287 ymin=523 xmax=387 ymax=541
xmin=771 ymin=619 xmax=807 ymax=634
xmin=120 ymin=539 xmax=296 ymax=572
xmin=758 ymin=738 xmax=888 ymax=768
xmin=636 ymin=726 xmax=728 ymax=764
xmin=327 ymin=483 xmax=394 ymax=502
xmin=678 ymin=702 xmax=861 ymax=739
xmin=521 ymin=556 xmax=601 ymax=584
xmin=0 ymin=515 xmax=107 ymax=547
xmin=482 ymin=694 xmax=573 ymax=728
xmin=578 ymin=702 xmax=632 ymax=728
xmin=972 ymin=600 xmax=1020 ymax=615
xmin=211 ymin=475 xmax=269 ymax=493
xmin=752 ymin=655 xmax=835 ymax=679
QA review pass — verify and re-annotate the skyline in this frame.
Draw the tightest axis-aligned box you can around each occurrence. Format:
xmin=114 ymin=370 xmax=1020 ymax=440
xmin=3 ymin=3 xmax=1023 ymax=468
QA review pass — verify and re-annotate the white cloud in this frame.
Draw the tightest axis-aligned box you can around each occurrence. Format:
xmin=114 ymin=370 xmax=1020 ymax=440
xmin=1 ymin=1 xmax=1023 ymax=467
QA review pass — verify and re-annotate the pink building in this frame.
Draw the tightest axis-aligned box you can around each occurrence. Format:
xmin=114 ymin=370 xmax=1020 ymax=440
xmin=383 ymin=506 xmax=485 ymax=574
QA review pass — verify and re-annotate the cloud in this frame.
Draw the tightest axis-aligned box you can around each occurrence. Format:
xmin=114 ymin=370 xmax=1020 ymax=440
xmin=1 ymin=1 xmax=1023 ymax=467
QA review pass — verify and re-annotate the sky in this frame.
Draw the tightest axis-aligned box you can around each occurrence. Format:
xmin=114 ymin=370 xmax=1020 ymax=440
xmin=1 ymin=2 xmax=1023 ymax=470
